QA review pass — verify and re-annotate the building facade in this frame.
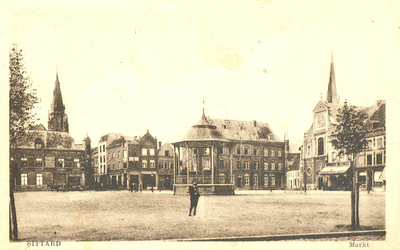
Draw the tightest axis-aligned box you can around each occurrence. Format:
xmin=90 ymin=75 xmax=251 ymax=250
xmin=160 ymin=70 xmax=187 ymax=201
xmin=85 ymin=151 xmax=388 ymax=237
xmin=173 ymin=109 xmax=288 ymax=194
xmin=10 ymin=74 xmax=91 ymax=191
xmin=302 ymin=56 xmax=386 ymax=191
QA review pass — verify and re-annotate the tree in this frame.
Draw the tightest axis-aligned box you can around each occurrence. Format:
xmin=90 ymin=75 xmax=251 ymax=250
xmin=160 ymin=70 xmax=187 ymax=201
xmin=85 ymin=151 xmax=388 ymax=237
xmin=257 ymin=124 xmax=272 ymax=139
xmin=9 ymin=45 xmax=40 ymax=240
xmin=330 ymin=100 xmax=368 ymax=230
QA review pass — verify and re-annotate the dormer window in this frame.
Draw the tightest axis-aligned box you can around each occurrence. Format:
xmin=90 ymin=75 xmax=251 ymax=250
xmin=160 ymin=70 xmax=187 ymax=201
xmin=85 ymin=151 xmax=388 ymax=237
xmin=240 ymin=125 xmax=244 ymax=130
xmin=34 ymin=138 xmax=43 ymax=149
xmin=223 ymin=124 xmax=227 ymax=129
xmin=269 ymin=134 xmax=274 ymax=140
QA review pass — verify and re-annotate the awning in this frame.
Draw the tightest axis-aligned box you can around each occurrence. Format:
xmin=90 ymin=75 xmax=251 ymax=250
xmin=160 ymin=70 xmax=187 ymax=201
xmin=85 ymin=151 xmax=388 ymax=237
xmin=379 ymin=168 xmax=386 ymax=181
xmin=319 ymin=166 xmax=351 ymax=175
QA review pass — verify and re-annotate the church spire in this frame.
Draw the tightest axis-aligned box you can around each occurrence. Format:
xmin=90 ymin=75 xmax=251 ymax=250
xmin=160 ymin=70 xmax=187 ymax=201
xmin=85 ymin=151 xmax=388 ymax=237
xmin=50 ymin=72 xmax=65 ymax=113
xmin=48 ymin=72 xmax=69 ymax=132
xmin=326 ymin=52 xmax=338 ymax=104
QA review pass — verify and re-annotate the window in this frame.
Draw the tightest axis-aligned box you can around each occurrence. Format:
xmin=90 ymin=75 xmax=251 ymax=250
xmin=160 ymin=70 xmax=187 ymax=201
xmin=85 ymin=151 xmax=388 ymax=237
xmin=36 ymin=158 xmax=42 ymax=168
xmin=307 ymin=146 xmax=311 ymax=156
xmin=74 ymin=159 xmax=80 ymax=168
xmin=103 ymin=156 xmax=106 ymax=164
xmin=367 ymin=140 xmax=373 ymax=149
xmin=278 ymin=150 xmax=282 ymax=157
xmin=244 ymin=147 xmax=249 ymax=155
xmin=218 ymin=147 xmax=223 ymax=154
xmin=240 ymin=125 xmax=244 ymax=130
xmin=271 ymin=150 xmax=275 ymax=157
xmin=99 ymin=146 xmax=102 ymax=153
xmin=318 ymin=138 xmax=324 ymax=155
xmin=165 ymin=150 xmax=169 ymax=157
xmin=264 ymin=162 xmax=268 ymax=170
xmin=142 ymin=148 xmax=147 ymax=155
xmin=377 ymin=138 xmax=383 ymax=148
xmin=21 ymin=174 xmax=27 ymax=185
xmin=159 ymin=162 xmax=164 ymax=169
xmin=223 ymin=124 xmax=227 ymax=129
xmin=58 ymin=159 xmax=64 ymax=168
xmin=377 ymin=153 xmax=383 ymax=165
xmin=367 ymin=155 xmax=372 ymax=165
xmin=271 ymin=163 xmax=275 ymax=170
xmin=150 ymin=160 xmax=155 ymax=168
xmin=278 ymin=163 xmax=282 ymax=170
xmin=150 ymin=149 xmax=155 ymax=156
xmin=204 ymin=148 xmax=209 ymax=155
xmin=123 ymin=150 xmax=127 ymax=159
xmin=118 ymin=151 xmax=121 ymax=158
xmin=237 ymin=161 xmax=241 ymax=169
xmin=237 ymin=147 xmax=242 ymax=155
xmin=244 ymin=161 xmax=249 ymax=169
xmin=36 ymin=174 xmax=43 ymax=185
xmin=219 ymin=177 xmax=225 ymax=184
xmin=103 ymin=145 xmax=105 ymax=152
xmin=270 ymin=175 xmax=275 ymax=186
xmin=270 ymin=134 xmax=274 ymax=140
xmin=142 ymin=161 xmax=147 ymax=168
xmin=203 ymin=159 xmax=210 ymax=170
xmin=123 ymin=162 xmax=127 ymax=168
xmin=112 ymin=163 xmax=115 ymax=169
xmin=123 ymin=141 xmax=126 ymax=147
xmin=113 ymin=152 xmax=115 ymax=159
xmin=193 ymin=149 xmax=197 ymax=155
xmin=253 ymin=148 xmax=258 ymax=156
xmin=219 ymin=160 xmax=224 ymax=169
xmin=118 ymin=161 xmax=121 ymax=169
xmin=332 ymin=152 xmax=337 ymax=162
xmin=244 ymin=176 xmax=249 ymax=185
xmin=254 ymin=176 xmax=258 ymax=185
xmin=264 ymin=176 xmax=269 ymax=187
xmin=253 ymin=161 xmax=258 ymax=169
xmin=34 ymin=138 xmax=43 ymax=149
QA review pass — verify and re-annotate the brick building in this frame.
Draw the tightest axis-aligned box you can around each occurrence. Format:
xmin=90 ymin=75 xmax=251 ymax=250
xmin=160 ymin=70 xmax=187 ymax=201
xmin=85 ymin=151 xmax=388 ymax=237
xmin=10 ymin=74 xmax=91 ymax=191
xmin=173 ymin=109 xmax=288 ymax=194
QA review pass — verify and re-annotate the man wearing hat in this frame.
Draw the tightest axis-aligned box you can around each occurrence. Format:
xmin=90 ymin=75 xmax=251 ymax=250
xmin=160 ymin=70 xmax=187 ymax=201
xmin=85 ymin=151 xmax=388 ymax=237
xmin=188 ymin=182 xmax=200 ymax=216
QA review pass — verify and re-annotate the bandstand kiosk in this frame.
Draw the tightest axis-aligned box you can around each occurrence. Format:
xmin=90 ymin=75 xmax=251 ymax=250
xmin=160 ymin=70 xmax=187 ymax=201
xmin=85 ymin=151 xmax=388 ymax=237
xmin=172 ymin=109 xmax=235 ymax=195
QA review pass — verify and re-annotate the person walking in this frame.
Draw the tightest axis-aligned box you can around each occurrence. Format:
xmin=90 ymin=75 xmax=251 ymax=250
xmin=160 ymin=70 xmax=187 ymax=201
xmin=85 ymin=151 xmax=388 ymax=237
xmin=188 ymin=183 xmax=200 ymax=216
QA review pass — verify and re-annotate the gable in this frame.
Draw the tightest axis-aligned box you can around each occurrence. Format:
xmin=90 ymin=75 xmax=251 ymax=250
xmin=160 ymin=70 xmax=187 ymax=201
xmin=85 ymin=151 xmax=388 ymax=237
xmin=313 ymin=101 xmax=328 ymax=113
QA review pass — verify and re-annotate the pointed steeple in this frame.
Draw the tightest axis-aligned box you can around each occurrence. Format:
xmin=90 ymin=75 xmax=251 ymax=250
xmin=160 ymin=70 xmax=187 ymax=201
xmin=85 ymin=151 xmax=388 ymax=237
xmin=50 ymin=72 xmax=65 ymax=113
xmin=48 ymin=72 xmax=69 ymax=132
xmin=326 ymin=52 xmax=338 ymax=104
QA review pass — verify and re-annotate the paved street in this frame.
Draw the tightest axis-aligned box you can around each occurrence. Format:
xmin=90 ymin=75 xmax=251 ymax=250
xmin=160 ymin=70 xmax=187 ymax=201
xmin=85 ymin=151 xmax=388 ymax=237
xmin=14 ymin=189 xmax=385 ymax=241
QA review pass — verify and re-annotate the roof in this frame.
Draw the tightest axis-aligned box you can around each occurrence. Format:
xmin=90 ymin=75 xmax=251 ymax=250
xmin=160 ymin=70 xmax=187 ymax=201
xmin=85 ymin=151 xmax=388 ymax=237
xmin=287 ymin=158 xmax=300 ymax=171
xmin=107 ymin=135 xmax=135 ymax=149
xmin=17 ymin=129 xmax=85 ymax=150
xmin=176 ymin=110 xmax=227 ymax=143
xmin=99 ymin=133 xmax=122 ymax=144
xmin=158 ymin=142 xmax=175 ymax=156
xmin=209 ymin=118 xmax=281 ymax=142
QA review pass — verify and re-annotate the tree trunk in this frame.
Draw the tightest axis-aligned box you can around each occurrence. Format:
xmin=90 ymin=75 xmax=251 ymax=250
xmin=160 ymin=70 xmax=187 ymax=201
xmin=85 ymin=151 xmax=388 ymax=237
xmin=356 ymin=169 xmax=360 ymax=227
xmin=9 ymin=160 xmax=18 ymax=240
xmin=351 ymin=160 xmax=356 ymax=230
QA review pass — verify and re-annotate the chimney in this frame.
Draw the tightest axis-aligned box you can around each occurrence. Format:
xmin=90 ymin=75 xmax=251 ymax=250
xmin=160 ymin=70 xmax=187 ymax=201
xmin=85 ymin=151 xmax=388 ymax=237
xmin=253 ymin=120 xmax=257 ymax=127
xmin=159 ymin=141 xmax=162 ymax=149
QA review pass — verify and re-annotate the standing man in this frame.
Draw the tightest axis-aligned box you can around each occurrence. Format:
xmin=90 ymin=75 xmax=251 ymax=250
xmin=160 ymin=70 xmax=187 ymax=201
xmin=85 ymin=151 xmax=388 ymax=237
xmin=188 ymin=183 xmax=200 ymax=216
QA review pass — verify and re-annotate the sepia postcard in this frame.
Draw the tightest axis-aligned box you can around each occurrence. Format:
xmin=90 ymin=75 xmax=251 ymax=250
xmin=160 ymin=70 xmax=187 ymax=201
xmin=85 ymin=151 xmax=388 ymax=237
xmin=2 ymin=0 xmax=400 ymax=249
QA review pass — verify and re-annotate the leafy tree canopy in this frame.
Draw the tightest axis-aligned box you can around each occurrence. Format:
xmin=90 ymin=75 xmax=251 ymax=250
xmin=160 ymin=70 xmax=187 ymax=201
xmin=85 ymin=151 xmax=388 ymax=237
xmin=9 ymin=45 xmax=40 ymax=148
xmin=330 ymin=100 xmax=368 ymax=159
xmin=257 ymin=125 xmax=271 ymax=139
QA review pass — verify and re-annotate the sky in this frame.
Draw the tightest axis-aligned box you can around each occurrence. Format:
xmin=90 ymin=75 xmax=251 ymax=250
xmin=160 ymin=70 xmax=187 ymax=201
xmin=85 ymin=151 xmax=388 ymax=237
xmin=4 ymin=0 xmax=400 ymax=147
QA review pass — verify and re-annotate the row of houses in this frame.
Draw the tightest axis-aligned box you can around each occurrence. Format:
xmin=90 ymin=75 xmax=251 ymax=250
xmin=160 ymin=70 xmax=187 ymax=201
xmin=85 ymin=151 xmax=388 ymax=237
xmin=10 ymin=56 xmax=386 ymax=193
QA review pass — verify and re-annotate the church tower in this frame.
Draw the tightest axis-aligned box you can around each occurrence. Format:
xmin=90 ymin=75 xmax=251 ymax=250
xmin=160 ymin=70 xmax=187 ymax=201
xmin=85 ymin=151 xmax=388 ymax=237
xmin=326 ymin=53 xmax=338 ymax=104
xmin=48 ymin=73 xmax=69 ymax=132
